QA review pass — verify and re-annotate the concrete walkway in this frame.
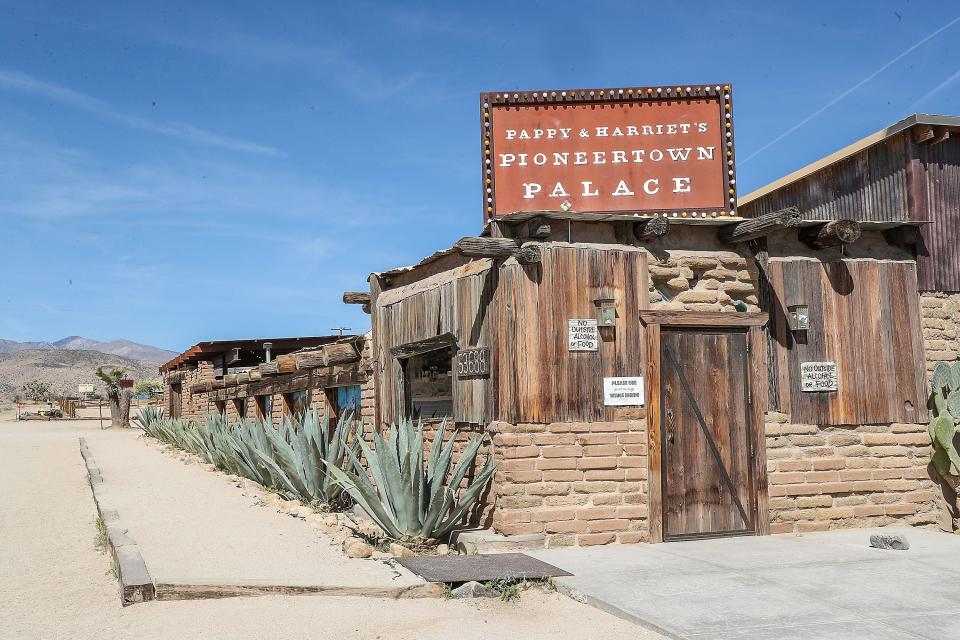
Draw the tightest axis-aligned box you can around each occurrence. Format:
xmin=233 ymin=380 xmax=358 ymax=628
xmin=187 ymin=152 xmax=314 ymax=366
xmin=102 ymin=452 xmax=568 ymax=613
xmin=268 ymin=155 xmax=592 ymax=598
xmin=83 ymin=427 xmax=421 ymax=592
xmin=0 ymin=418 xmax=659 ymax=639
xmin=532 ymin=528 xmax=960 ymax=639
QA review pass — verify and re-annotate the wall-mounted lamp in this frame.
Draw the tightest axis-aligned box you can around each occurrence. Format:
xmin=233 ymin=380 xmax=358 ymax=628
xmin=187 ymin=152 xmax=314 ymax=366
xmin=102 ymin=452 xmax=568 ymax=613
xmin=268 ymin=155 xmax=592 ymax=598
xmin=787 ymin=304 xmax=810 ymax=331
xmin=594 ymin=297 xmax=617 ymax=327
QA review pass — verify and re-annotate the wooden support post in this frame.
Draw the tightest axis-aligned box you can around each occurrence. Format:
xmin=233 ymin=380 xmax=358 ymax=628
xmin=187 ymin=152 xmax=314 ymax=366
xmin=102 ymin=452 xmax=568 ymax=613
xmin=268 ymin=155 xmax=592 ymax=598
xmin=342 ymin=291 xmax=371 ymax=305
xmin=633 ymin=216 xmax=670 ymax=241
xmin=527 ymin=217 xmax=552 ymax=239
xmin=718 ymin=207 xmax=802 ymax=244
xmin=454 ymin=236 xmax=519 ymax=258
xmin=798 ymin=219 xmax=861 ymax=249
xmin=931 ymin=127 xmax=951 ymax=145
xmin=913 ymin=125 xmax=935 ymax=144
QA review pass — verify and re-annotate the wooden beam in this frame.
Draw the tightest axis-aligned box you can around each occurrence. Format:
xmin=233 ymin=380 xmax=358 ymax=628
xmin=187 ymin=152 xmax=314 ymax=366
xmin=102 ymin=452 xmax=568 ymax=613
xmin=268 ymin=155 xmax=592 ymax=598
xmin=931 ymin=126 xmax=951 ymax=145
xmin=323 ymin=341 xmax=361 ymax=366
xmin=882 ymin=225 xmax=920 ymax=249
xmin=913 ymin=124 xmax=935 ymax=144
xmin=639 ymin=311 xmax=769 ymax=327
xmin=718 ymin=207 xmax=802 ymax=244
xmin=342 ymin=291 xmax=371 ymax=305
xmin=361 ymin=303 xmax=371 ymax=314
xmin=389 ymin=332 xmax=457 ymax=359
xmin=798 ymin=219 xmax=861 ymax=249
xmin=633 ymin=217 xmax=670 ymax=241
xmin=275 ymin=354 xmax=298 ymax=374
xmin=226 ymin=347 xmax=241 ymax=365
xmin=454 ymin=236 xmax=519 ymax=258
xmin=527 ymin=217 xmax=552 ymax=239
xmin=259 ymin=361 xmax=279 ymax=376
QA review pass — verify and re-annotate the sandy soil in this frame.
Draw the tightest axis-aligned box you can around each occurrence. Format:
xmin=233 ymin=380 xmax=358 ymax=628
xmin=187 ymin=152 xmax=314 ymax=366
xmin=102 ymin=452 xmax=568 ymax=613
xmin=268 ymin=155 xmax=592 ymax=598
xmin=0 ymin=418 xmax=663 ymax=640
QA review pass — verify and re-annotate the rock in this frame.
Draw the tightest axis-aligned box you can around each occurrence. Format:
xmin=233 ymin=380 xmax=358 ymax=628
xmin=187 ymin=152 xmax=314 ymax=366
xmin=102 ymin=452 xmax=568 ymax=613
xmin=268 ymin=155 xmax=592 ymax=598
xmin=450 ymin=581 xmax=497 ymax=599
xmin=372 ymin=550 xmax=393 ymax=560
xmin=343 ymin=538 xmax=374 ymax=559
xmin=295 ymin=506 xmax=315 ymax=519
xmin=358 ymin=520 xmax=385 ymax=539
xmin=436 ymin=544 xmax=449 ymax=555
xmin=870 ymin=533 xmax=910 ymax=550
xmin=323 ymin=514 xmax=339 ymax=528
xmin=390 ymin=542 xmax=415 ymax=558
xmin=280 ymin=500 xmax=301 ymax=514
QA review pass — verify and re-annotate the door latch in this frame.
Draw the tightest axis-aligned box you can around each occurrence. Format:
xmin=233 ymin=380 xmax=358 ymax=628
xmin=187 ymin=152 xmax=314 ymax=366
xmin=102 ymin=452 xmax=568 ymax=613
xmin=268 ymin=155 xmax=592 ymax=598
xmin=666 ymin=407 xmax=675 ymax=444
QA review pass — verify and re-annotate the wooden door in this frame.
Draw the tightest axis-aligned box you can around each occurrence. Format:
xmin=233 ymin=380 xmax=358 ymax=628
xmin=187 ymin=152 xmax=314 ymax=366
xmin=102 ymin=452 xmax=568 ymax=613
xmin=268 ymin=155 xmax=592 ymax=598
xmin=169 ymin=383 xmax=182 ymax=419
xmin=661 ymin=328 xmax=756 ymax=540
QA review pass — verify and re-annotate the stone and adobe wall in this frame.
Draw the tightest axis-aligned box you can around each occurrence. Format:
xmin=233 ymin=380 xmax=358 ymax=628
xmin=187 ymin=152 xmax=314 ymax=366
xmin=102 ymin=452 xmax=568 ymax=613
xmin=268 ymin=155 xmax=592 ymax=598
xmin=764 ymin=413 xmax=946 ymax=533
xmin=647 ymin=251 xmax=761 ymax=312
xmin=488 ymin=419 xmax=648 ymax=547
xmin=921 ymin=293 xmax=960 ymax=375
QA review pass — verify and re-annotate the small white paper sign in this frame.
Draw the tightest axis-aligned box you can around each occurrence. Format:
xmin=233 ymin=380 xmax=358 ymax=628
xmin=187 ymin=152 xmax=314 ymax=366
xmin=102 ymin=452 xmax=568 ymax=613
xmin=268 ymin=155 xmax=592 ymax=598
xmin=604 ymin=377 xmax=645 ymax=406
xmin=568 ymin=319 xmax=599 ymax=351
xmin=800 ymin=361 xmax=838 ymax=392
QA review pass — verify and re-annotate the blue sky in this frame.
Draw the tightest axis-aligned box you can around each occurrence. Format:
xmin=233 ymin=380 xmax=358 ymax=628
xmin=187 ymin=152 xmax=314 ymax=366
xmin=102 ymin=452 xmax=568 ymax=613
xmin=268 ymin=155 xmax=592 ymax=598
xmin=1 ymin=0 xmax=959 ymax=352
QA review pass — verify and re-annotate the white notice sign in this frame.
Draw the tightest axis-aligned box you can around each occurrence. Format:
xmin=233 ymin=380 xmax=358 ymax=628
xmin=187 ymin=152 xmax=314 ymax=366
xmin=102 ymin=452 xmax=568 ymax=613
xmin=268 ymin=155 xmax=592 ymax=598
xmin=604 ymin=377 xmax=645 ymax=406
xmin=800 ymin=361 xmax=838 ymax=392
xmin=568 ymin=319 xmax=599 ymax=351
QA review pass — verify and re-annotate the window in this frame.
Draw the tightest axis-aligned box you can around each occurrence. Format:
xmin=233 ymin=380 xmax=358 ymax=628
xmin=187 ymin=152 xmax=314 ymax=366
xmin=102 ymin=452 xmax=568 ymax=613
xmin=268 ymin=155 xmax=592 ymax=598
xmin=233 ymin=398 xmax=246 ymax=420
xmin=284 ymin=390 xmax=309 ymax=423
xmin=404 ymin=347 xmax=454 ymax=420
xmin=169 ymin=383 xmax=182 ymax=419
xmin=214 ymin=400 xmax=226 ymax=416
xmin=257 ymin=395 xmax=273 ymax=424
xmin=326 ymin=384 xmax=361 ymax=425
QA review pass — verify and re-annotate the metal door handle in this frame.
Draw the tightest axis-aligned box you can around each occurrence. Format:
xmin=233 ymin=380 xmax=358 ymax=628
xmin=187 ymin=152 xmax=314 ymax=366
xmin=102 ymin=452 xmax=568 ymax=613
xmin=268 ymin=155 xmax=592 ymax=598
xmin=666 ymin=408 xmax=675 ymax=444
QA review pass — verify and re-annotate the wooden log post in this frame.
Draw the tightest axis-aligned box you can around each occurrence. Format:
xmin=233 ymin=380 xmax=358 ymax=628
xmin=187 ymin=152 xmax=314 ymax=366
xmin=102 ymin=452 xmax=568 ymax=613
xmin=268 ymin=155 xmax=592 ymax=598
xmin=799 ymin=219 xmax=861 ymax=249
xmin=275 ymin=354 xmax=298 ymax=374
xmin=718 ymin=206 xmax=802 ymax=244
xmin=516 ymin=244 xmax=542 ymax=265
xmin=323 ymin=341 xmax=361 ymax=366
xmin=454 ymin=236 xmax=519 ymax=258
xmin=259 ymin=361 xmax=279 ymax=376
xmin=633 ymin=217 xmax=670 ymax=241
xmin=294 ymin=350 xmax=327 ymax=370
xmin=342 ymin=291 xmax=371 ymax=305
xmin=527 ymin=217 xmax=552 ymax=239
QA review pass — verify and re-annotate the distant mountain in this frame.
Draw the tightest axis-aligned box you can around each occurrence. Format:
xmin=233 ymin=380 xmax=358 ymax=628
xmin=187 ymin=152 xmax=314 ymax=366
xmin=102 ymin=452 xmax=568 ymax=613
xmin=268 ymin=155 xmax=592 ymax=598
xmin=0 ymin=349 xmax=160 ymax=401
xmin=0 ymin=336 xmax=176 ymax=364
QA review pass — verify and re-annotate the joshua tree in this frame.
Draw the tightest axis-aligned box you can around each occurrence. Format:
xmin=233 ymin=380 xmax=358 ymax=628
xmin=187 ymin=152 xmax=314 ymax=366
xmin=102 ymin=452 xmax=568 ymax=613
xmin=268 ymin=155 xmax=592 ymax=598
xmin=95 ymin=366 xmax=132 ymax=427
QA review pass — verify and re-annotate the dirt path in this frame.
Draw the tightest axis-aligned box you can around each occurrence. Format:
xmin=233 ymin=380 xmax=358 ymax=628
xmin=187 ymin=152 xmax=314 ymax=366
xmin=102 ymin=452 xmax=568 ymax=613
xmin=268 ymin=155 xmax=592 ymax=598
xmin=84 ymin=427 xmax=419 ymax=589
xmin=0 ymin=419 xmax=663 ymax=639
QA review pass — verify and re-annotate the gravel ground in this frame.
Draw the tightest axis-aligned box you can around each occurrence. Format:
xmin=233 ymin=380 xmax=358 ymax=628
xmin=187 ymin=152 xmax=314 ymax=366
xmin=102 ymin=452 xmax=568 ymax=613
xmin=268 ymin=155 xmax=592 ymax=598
xmin=0 ymin=418 xmax=663 ymax=640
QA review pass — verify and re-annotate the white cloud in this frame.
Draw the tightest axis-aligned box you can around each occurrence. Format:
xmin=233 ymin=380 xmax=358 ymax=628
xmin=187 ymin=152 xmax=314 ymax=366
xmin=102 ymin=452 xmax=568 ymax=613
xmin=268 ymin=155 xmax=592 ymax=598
xmin=0 ymin=69 xmax=283 ymax=156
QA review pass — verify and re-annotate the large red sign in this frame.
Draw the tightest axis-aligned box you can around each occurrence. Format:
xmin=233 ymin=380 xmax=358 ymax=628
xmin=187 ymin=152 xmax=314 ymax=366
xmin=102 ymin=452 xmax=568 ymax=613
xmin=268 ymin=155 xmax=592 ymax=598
xmin=481 ymin=85 xmax=736 ymax=221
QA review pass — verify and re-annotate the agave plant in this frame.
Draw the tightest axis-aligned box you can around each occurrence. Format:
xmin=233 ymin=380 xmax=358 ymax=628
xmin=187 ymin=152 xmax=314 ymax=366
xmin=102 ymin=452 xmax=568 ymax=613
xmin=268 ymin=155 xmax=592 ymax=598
xmin=139 ymin=409 xmax=364 ymax=508
xmin=133 ymin=405 xmax=164 ymax=430
xmin=323 ymin=419 xmax=495 ymax=543
xmin=929 ymin=361 xmax=960 ymax=482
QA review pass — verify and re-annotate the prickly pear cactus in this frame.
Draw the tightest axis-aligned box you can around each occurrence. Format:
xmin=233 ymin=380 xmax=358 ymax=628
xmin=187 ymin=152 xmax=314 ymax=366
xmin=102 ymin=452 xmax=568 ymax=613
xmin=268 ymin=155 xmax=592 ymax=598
xmin=929 ymin=362 xmax=960 ymax=483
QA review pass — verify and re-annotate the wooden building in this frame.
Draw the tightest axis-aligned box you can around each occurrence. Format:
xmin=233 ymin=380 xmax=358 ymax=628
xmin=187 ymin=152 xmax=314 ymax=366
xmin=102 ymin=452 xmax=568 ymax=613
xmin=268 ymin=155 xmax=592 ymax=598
xmin=160 ymin=334 xmax=374 ymax=429
xmin=341 ymin=110 xmax=960 ymax=547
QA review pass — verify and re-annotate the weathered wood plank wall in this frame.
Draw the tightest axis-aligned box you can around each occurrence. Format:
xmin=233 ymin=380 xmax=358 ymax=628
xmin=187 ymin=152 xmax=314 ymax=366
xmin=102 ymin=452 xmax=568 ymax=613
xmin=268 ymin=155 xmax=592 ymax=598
xmin=492 ymin=245 xmax=648 ymax=424
xmin=766 ymin=259 xmax=926 ymax=425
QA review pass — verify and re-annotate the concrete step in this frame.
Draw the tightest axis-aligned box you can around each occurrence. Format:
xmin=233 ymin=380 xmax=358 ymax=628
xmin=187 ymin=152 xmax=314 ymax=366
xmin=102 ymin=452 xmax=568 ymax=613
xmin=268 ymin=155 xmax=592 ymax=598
xmin=450 ymin=528 xmax=546 ymax=554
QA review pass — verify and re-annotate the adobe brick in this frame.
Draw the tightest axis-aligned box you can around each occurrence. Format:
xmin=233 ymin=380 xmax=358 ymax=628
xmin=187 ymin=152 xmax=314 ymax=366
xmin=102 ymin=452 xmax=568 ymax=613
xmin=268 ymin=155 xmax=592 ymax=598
xmin=778 ymin=460 xmax=814 ymax=472
xmin=619 ymin=482 xmax=644 ymax=493
xmin=533 ymin=433 xmax=577 ymax=446
xmin=496 ymin=496 xmax=543 ymax=509
xmin=584 ymin=469 xmax=626 ymax=481
xmin=542 ymin=445 xmax=583 ymax=458
xmin=536 ymin=458 xmax=578 ymax=471
xmin=861 ymin=434 xmax=903 ymax=446
xmin=624 ymin=468 xmax=646 ymax=480
xmin=827 ymin=433 xmax=862 ymax=446
xmin=577 ymin=533 xmax=617 ymax=546
xmin=871 ymin=469 xmax=906 ymax=480
xmin=542 ymin=470 xmax=583 ymax=482
xmin=795 ymin=496 xmax=832 ymax=508
xmin=770 ymin=472 xmax=806 ymax=484
xmin=779 ymin=484 xmax=820 ymax=496
xmin=617 ymin=433 xmax=646 ymax=444
xmin=526 ymin=482 xmax=572 ymax=496
xmin=868 ymin=446 xmax=910 ymax=457
xmin=868 ymin=493 xmax=901 ymax=505
xmin=573 ymin=481 xmax=619 ymax=493
xmin=796 ymin=521 xmax=831 ymax=532
xmin=621 ymin=492 xmax=645 ymax=504
xmin=583 ymin=445 xmax=622 ymax=457
xmin=836 ymin=445 xmax=870 ymax=457
xmin=587 ymin=518 xmax=631 ymax=532
xmin=903 ymin=490 xmax=936 ymax=503
xmin=497 ymin=522 xmax=545 ymax=536
xmin=498 ymin=511 xmax=532 ymax=524
xmin=837 ymin=469 xmax=872 ymax=481
xmin=576 ymin=507 xmax=617 ymax=520
xmin=790 ymin=435 xmax=827 ymax=447
xmin=891 ymin=423 xmax=926 ymax=433
xmin=617 ymin=532 xmax=645 ymax=544
xmin=590 ymin=493 xmax=622 ymax=505
xmin=805 ymin=471 xmax=840 ymax=483
xmin=770 ymin=523 xmax=795 ymax=534
xmin=500 ymin=458 xmax=538 ymax=472
xmin=530 ymin=508 xmax=577 ymax=523
xmin=588 ymin=422 xmax=635 ymax=432
xmin=879 ymin=457 xmax=913 ymax=468
xmin=882 ymin=479 xmax=921 ymax=491
xmin=544 ymin=494 xmax=590 ymax=506
xmin=577 ymin=433 xmax=617 ymax=445
xmin=497 ymin=470 xmax=542 ymax=483
xmin=545 ymin=534 xmax=576 ymax=548
xmin=852 ymin=505 xmax=886 ymax=517
xmin=578 ymin=457 xmax=618 ymax=470
xmin=615 ymin=505 xmax=648 ymax=519
xmin=885 ymin=504 xmax=919 ymax=516
xmin=544 ymin=519 xmax=588 ymax=534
